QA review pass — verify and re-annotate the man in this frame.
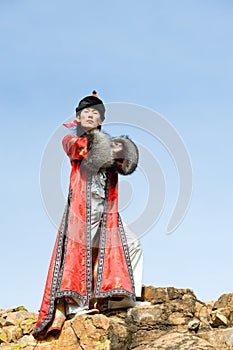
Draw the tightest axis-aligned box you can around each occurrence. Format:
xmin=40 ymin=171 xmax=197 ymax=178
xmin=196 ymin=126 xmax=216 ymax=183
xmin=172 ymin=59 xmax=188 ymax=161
xmin=33 ymin=91 xmax=144 ymax=340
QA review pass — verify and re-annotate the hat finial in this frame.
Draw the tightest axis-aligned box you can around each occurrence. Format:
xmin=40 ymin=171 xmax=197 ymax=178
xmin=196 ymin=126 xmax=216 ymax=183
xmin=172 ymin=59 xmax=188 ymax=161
xmin=92 ymin=90 xmax=98 ymax=97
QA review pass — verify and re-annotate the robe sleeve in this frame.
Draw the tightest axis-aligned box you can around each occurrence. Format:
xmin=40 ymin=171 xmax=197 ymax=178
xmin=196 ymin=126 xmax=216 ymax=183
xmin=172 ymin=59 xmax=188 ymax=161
xmin=62 ymin=135 xmax=88 ymax=161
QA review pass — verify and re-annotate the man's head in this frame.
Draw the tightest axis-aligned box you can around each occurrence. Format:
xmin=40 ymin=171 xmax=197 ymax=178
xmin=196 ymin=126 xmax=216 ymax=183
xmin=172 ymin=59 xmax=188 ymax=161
xmin=75 ymin=91 xmax=105 ymax=132
xmin=76 ymin=91 xmax=105 ymax=119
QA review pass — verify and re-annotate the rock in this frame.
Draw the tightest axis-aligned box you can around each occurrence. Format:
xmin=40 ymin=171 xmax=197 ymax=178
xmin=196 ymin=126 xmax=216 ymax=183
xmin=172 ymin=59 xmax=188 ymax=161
xmin=108 ymin=318 xmax=130 ymax=350
xmin=11 ymin=306 xmax=28 ymax=313
xmin=0 ymin=319 xmax=6 ymax=328
xmin=211 ymin=309 xmax=229 ymax=327
xmin=167 ymin=287 xmax=196 ymax=300
xmin=127 ymin=304 xmax=165 ymax=330
xmin=20 ymin=317 xmax=37 ymax=335
xmin=141 ymin=286 xmax=196 ymax=305
xmin=194 ymin=300 xmax=212 ymax=331
xmin=213 ymin=294 xmax=233 ymax=310
xmin=212 ymin=294 xmax=233 ymax=326
xmin=3 ymin=311 xmax=33 ymax=326
xmin=168 ymin=312 xmax=190 ymax=326
xmin=141 ymin=286 xmax=168 ymax=304
xmin=0 ymin=328 xmax=11 ymax=344
xmin=2 ymin=288 xmax=233 ymax=349
xmin=48 ymin=321 xmax=82 ymax=350
xmin=133 ymin=331 xmax=217 ymax=349
xmin=130 ymin=329 xmax=167 ymax=349
xmin=70 ymin=314 xmax=110 ymax=349
xmin=199 ymin=328 xmax=233 ymax=350
xmin=188 ymin=318 xmax=200 ymax=331
xmin=3 ymin=325 xmax=23 ymax=342
xmin=16 ymin=334 xmax=37 ymax=349
xmin=223 ymin=329 xmax=233 ymax=348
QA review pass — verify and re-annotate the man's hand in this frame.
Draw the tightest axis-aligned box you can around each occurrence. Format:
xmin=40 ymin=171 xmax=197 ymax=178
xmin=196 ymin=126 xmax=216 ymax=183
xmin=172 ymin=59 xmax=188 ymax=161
xmin=111 ymin=140 xmax=124 ymax=158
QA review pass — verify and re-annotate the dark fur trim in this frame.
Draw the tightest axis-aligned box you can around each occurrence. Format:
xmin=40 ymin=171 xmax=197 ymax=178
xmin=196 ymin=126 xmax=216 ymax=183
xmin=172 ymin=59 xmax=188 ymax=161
xmin=111 ymin=136 xmax=139 ymax=175
xmin=82 ymin=130 xmax=114 ymax=172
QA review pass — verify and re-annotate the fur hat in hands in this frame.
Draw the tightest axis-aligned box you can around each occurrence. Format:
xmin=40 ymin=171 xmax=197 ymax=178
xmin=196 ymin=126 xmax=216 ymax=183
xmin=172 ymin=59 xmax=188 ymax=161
xmin=111 ymin=136 xmax=139 ymax=175
xmin=81 ymin=130 xmax=113 ymax=172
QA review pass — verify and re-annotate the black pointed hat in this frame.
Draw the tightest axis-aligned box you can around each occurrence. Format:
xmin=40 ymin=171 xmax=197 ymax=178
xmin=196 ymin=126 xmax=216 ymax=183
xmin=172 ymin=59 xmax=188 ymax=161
xmin=75 ymin=90 xmax=105 ymax=120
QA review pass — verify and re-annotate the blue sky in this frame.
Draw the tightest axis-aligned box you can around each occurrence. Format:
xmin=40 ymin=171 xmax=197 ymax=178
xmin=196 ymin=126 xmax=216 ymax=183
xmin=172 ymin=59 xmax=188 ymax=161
xmin=0 ymin=0 xmax=232 ymax=312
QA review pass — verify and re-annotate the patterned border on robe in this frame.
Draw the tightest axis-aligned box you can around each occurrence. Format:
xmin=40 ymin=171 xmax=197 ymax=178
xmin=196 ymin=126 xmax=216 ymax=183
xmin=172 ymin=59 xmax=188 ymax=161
xmin=33 ymin=167 xmax=135 ymax=340
xmin=94 ymin=171 xmax=135 ymax=299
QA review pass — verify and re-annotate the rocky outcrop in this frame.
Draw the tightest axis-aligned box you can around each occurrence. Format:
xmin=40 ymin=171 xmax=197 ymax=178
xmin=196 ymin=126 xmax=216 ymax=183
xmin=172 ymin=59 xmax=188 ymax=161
xmin=1 ymin=287 xmax=233 ymax=349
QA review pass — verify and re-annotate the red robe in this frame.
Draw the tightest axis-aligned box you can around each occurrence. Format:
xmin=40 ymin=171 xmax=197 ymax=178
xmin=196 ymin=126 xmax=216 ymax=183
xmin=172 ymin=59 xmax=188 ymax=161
xmin=33 ymin=134 xmax=135 ymax=339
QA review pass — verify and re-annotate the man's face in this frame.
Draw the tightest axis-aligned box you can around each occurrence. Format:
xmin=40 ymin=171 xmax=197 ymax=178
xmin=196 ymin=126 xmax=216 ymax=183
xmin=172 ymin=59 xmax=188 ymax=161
xmin=76 ymin=108 xmax=102 ymax=131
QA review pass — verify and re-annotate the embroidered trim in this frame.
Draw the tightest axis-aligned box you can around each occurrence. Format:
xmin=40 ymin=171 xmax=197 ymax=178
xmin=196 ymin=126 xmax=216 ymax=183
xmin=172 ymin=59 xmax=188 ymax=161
xmin=94 ymin=172 xmax=136 ymax=302
xmin=86 ymin=171 xmax=93 ymax=301
xmin=56 ymin=226 xmax=68 ymax=292
xmin=33 ymin=193 xmax=71 ymax=337
xmin=55 ymin=290 xmax=87 ymax=301
xmin=96 ymin=288 xmax=135 ymax=300
xmin=94 ymin=171 xmax=109 ymax=297
xmin=118 ymin=214 xmax=136 ymax=299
